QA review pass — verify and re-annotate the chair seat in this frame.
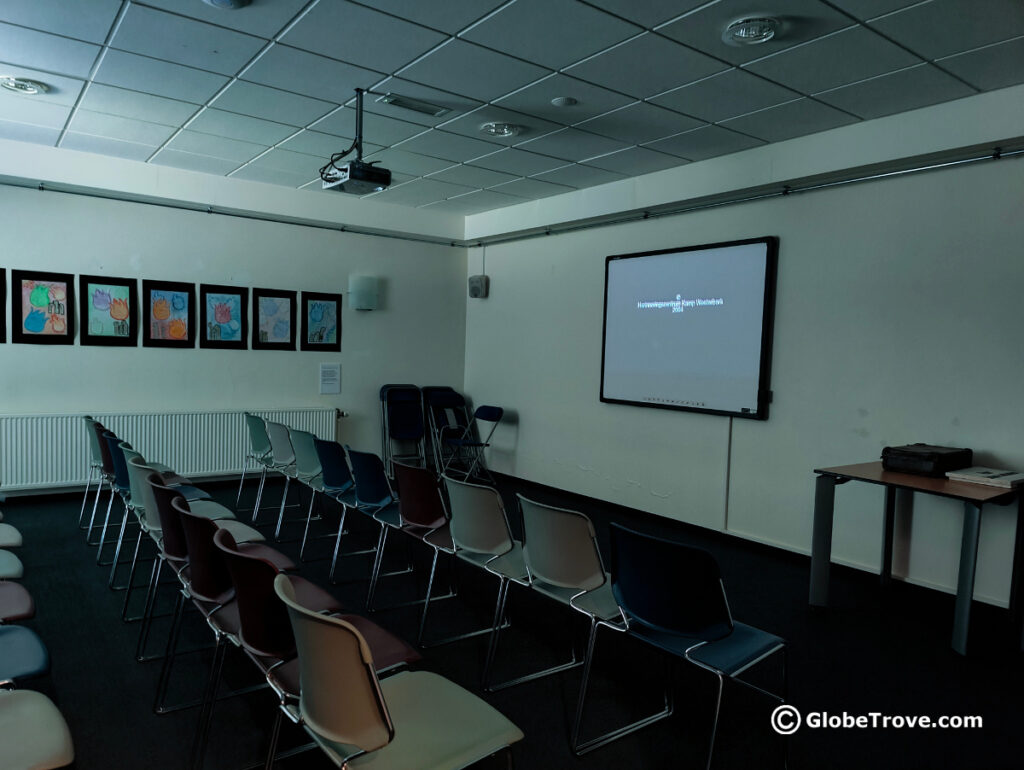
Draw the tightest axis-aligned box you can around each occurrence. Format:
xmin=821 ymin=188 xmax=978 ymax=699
xmin=214 ymin=519 xmax=266 ymax=544
xmin=445 ymin=439 xmax=487 ymax=449
xmin=0 ymin=581 xmax=36 ymax=622
xmin=267 ymin=656 xmax=301 ymax=698
xmin=0 ymin=625 xmax=50 ymax=683
xmin=337 ymin=614 xmax=422 ymax=673
xmin=187 ymin=500 xmax=236 ymax=521
xmin=422 ymin=525 xmax=454 ymax=552
xmin=238 ymin=543 xmax=296 ymax=572
xmin=0 ymin=549 xmax=24 ymax=579
xmin=320 ymin=671 xmax=522 ymax=769
xmin=373 ymin=504 xmax=403 ymax=529
xmin=289 ymin=575 xmax=343 ymax=615
xmin=171 ymin=484 xmax=212 ymax=502
xmin=462 ymin=542 xmax=528 ymax=582
xmin=0 ymin=689 xmax=75 ymax=770
xmin=323 ymin=488 xmax=354 ymax=505
xmin=566 ymin=582 xmax=621 ymax=622
xmin=0 ymin=523 xmax=22 ymax=548
xmin=633 ymin=620 xmax=785 ymax=677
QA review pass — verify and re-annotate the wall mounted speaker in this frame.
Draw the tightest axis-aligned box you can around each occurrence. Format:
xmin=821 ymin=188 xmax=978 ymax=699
xmin=348 ymin=275 xmax=379 ymax=311
xmin=468 ymin=274 xmax=490 ymax=299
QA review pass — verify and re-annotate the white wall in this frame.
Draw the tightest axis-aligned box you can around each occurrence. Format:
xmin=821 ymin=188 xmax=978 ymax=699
xmin=0 ymin=185 xmax=467 ymax=451
xmin=464 ymin=155 xmax=1024 ymax=606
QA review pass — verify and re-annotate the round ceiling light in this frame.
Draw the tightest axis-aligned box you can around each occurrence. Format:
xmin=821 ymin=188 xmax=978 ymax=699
xmin=479 ymin=122 xmax=523 ymax=138
xmin=722 ymin=17 xmax=780 ymax=46
xmin=0 ymin=76 xmax=50 ymax=95
xmin=550 ymin=96 xmax=578 ymax=108
xmin=202 ymin=0 xmax=251 ymax=9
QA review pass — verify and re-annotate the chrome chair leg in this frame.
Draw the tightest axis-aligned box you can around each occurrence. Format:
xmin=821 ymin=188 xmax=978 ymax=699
xmin=251 ymin=468 xmax=268 ymax=523
xmin=273 ymin=476 xmax=292 ymax=540
xmin=121 ymin=529 xmax=146 ymax=620
xmin=705 ymin=674 xmax=724 ymax=770
xmin=154 ymin=590 xmax=186 ymax=714
xmin=78 ymin=466 xmax=97 ymax=529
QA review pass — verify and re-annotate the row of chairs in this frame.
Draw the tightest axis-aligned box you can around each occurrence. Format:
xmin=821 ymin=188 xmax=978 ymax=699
xmin=0 ymin=508 xmax=76 ymax=769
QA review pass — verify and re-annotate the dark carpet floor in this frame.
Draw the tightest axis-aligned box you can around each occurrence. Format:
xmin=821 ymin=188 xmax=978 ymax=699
xmin=4 ymin=473 xmax=1022 ymax=770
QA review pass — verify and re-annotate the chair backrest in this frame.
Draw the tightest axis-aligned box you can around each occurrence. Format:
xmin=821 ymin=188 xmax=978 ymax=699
xmin=314 ymin=439 xmax=353 ymax=492
xmin=344 ymin=447 xmax=394 ymax=508
xmin=264 ymin=421 xmax=295 ymax=466
xmin=94 ymin=423 xmax=115 ymax=475
xmin=214 ymin=528 xmax=294 ymax=658
xmin=518 ymin=495 xmax=604 ymax=591
xmin=473 ymin=405 xmax=504 ymax=424
xmin=609 ymin=523 xmax=733 ymax=641
xmin=244 ymin=412 xmax=272 ymax=458
xmin=289 ymin=427 xmax=322 ymax=479
xmin=274 ymin=573 xmax=394 ymax=753
xmin=426 ymin=389 xmax=470 ymax=434
xmin=173 ymin=496 xmax=233 ymax=603
xmin=148 ymin=474 xmax=188 ymax=561
xmin=124 ymin=451 xmax=162 ymax=529
xmin=383 ymin=386 xmax=424 ymax=440
xmin=104 ymin=432 xmax=131 ymax=491
xmin=393 ymin=462 xmax=446 ymax=529
xmin=442 ymin=475 xmax=513 ymax=555
xmin=83 ymin=416 xmax=104 ymax=466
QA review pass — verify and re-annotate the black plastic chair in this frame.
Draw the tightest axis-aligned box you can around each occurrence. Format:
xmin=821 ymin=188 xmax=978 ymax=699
xmin=380 ymin=384 xmax=425 ymax=475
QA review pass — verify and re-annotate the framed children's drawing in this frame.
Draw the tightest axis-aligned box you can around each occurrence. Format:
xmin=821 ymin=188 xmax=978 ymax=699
xmin=199 ymin=283 xmax=249 ymax=350
xmin=11 ymin=269 xmax=76 ymax=344
xmin=79 ymin=274 xmax=138 ymax=346
xmin=300 ymin=290 xmax=341 ymax=352
xmin=252 ymin=288 xmax=297 ymax=351
xmin=142 ymin=280 xmax=196 ymax=348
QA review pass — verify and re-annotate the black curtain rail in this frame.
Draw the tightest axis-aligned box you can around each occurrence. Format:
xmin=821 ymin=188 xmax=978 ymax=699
xmin=2 ymin=142 xmax=1020 ymax=250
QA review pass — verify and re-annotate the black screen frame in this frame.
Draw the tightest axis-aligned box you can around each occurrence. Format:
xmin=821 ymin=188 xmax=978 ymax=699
xmin=599 ymin=236 xmax=778 ymax=420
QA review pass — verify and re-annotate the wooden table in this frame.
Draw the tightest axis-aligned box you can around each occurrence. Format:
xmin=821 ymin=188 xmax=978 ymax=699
xmin=809 ymin=462 xmax=1024 ymax=655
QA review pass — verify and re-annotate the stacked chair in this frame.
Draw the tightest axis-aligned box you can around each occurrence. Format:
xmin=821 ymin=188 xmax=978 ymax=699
xmin=379 ymin=384 xmax=426 ymax=475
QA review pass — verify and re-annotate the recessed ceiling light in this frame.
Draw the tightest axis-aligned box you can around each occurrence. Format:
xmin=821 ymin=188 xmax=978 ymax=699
xmin=376 ymin=92 xmax=450 ymax=117
xmin=202 ymin=0 xmax=251 ymax=8
xmin=0 ymin=76 xmax=50 ymax=95
xmin=550 ymin=96 xmax=578 ymax=108
xmin=479 ymin=122 xmax=523 ymax=138
xmin=722 ymin=17 xmax=779 ymax=46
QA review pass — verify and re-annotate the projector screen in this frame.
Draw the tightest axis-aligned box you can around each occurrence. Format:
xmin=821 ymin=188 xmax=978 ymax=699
xmin=600 ymin=236 xmax=778 ymax=419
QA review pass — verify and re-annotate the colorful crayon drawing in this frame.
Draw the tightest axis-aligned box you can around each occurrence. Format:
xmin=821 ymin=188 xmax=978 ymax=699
xmin=306 ymin=299 xmax=337 ymax=344
xmin=86 ymin=282 xmax=131 ymax=337
xmin=149 ymin=289 xmax=190 ymax=340
xmin=21 ymin=277 xmax=69 ymax=336
xmin=258 ymin=295 xmax=292 ymax=344
xmin=205 ymin=292 xmax=242 ymax=341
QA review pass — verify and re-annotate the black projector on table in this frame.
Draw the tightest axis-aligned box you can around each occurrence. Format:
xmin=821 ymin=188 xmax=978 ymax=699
xmin=322 ymin=160 xmax=391 ymax=195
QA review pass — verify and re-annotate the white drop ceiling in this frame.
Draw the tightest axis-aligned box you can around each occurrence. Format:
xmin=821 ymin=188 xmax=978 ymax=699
xmin=0 ymin=0 xmax=1022 ymax=215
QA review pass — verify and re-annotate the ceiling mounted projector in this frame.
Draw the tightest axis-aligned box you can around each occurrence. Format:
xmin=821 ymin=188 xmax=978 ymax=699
xmin=320 ymin=88 xmax=392 ymax=196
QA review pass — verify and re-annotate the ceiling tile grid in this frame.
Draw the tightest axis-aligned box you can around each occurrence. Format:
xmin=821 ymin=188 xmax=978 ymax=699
xmin=0 ymin=0 xmax=1018 ymax=213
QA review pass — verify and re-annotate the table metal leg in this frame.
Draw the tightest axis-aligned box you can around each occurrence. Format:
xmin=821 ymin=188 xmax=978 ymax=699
xmin=810 ymin=475 xmax=837 ymax=606
xmin=952 ymin=502 xmax=982 ymax=655
xmin=881 ymin=487 xmax=896 ymax=586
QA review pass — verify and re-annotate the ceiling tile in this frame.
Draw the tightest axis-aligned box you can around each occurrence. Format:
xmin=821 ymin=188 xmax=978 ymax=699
xmin=398 ymin=39 xmax=551 ymax=102
xmin=719 ymin=98 xmax=858 ymax=142
xmin=427 ymin=164 xmax=518 ymax=188
xmin=211 ymin=81 xmax=336 ymax=126
xmin=281 ymin=0 xmax=446 ymax=72
xmin=165 ymin=129 xmax=267 ymax=162
xmin=312 ymin=108 xmax=426 ymax=145
xmin=0 ymin=65 xmax=84 ymax=107
xmin=577 ymin=102 xmax=704 ymax=144
xmin=468 ymin=148 xmax=569 ymax=176
xmin=79 ymin=84 xmax=198 ymax=126
xmin=564 ymin=33 xmax=727 ymax=98
xmin=0 ymin=118 xmax=60 ymax=145
xmin=869 ymin=0 xmax=1024 ymax=60
xmin=372 ymin=177 xmax=476 ymax=206
xmin=0 ymin=96 xmax=70 ymax=128
xmin=516 ymin=127 xmax=630 ymax=162
xmin=111 ymin=5 xmax=266 ymax=76
xmin=659 ymin=0 xmax=854 ymax=66
xmin=938 ymin=36 xmax=1024 ymax=91
xmin=534 ymin=164 xmax=626 ymax=188
xmin=490 ymin=177 xmax=574 ymax=199
xmin=650 ymin=68 xmax=799 ymax=122
xmin=187 ymin=108 xmax=297 ymax=145
xmin=583 ymin=0 xmax=709 ymax=29
xmin=135 ymin=0 xmax=311 ymax=38
xmin=242 ymin=148 xmax=334 ymax=176
xmin=462 ymin=0 xmax=641 ymax=70
xmin=231 ymin=165 xmax=315 ymax=187
xmin=93 ymin=50 xmax=229 ymax=103
xmin=241 ymin=45 xmax=383 ymax=104
xmin=645 ymin=124 xmax=764 ymax=161
xmin=68 ymin=109 xmax=179 ymax=145
xmin=745 ymin=26 xmax=922 ymax=94
xmin=60 ymin=132 xmax=156 ymax=161
xmin=394 ymin=129 xmax=502 ymax=162
xmin=0 ymin=21 xmax=100 ymax=78
xmin=584 ymin=146 xmax=686 ymax=175
xmin=495 ymin=73 xmax=634 ymax=125
xmin=346 ymin=0 xmax=507 ymax=34
xmin=423 ymin=190 xmax=523 ymax=214
xmin=365 ymin=78 xmax=482 ymax=127
xmin=826 ymin=0 xmax=923 ymax=20
xmin=279 ymin=130 xmax=383 ymax=159
xmin=151 ymin=149 xmax=241 ymax=175
xmin=361 ymin=148 xmax=455 ymax=176
xmin=0 ymin=0 xmax=122 ymax=44
xmin=439 ymin=105 xmax=562 ymax=147
xmin=814 ymin=63 xmax=976 ymax=119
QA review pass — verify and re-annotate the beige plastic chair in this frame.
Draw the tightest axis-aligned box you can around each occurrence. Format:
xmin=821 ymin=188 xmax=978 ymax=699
xmin=274 ymin=573 xmax=524 ymax=769
xmin=0 ymin=550 xmax=24 ymax=580
xmin=0 ymin=688 xmax=74 ymax=769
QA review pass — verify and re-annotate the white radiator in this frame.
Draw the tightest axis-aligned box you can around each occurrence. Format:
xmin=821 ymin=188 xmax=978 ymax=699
xmin=0 ymin=408 xmax=338 ymax=492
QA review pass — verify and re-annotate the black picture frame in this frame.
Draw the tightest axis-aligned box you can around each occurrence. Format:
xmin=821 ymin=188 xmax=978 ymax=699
xmin=142 ymin=280 xmax=196 ymax=348
xmin=0 ymin=269 xmax=6 ymax=343
xmin=300 ymin=290 xmax=342 ymax=352
xmin=199 ymin=283 xmax=249 ymax=350
xmin=10 ymin=269 xmax=76 ymax=345
xmin=78 ymin=274 xmax=138 ymax=347
xmin=252 ymin=288 xmax=297 ymax=351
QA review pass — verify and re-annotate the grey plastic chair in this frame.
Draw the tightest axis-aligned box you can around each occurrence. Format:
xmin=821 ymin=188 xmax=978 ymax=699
xmin=238 ymin=412 xmax=274 ymax=509
xmin=262 ymin=421 xmax=301 ymax=539
xmin=78 ymin=415 xmax=104 ymax=531
xmin=289 ymin=426 xmax=326 ymax=551
xmin=274 ymin=573 xmax=524 ymax=769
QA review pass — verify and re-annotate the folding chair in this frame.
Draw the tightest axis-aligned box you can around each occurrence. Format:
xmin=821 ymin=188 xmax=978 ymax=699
xmin=379 ymin=384 xmax=425 ymax=475
xmin=442 ymin=405 xmax=504 ymax=483
xmin=424 ymin=388 xmax=471 ymax=472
